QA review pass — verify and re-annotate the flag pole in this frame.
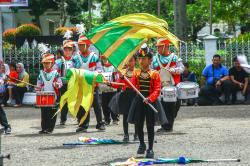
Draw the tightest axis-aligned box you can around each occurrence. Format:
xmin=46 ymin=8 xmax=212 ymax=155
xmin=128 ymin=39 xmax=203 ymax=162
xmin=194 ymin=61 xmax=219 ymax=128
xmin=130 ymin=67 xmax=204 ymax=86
xmin=124 ymin=76 xmax=158 ymax=113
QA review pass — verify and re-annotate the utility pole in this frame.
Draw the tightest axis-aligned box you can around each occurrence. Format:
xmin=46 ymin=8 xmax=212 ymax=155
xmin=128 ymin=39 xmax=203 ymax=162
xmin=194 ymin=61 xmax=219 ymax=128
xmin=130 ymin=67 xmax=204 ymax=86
xmin=88 ymin=0 xmax=92 ymax=30
xmin=157 ymin=0 xmax=160 ymax=16
xmin=209 ymin=0 xmax=213 ymax=35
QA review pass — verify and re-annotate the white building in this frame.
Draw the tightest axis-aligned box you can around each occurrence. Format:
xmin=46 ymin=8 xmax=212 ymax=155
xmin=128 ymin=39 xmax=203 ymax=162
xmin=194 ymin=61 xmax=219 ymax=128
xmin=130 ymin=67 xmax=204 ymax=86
xmin=1 ymin=7 xmax=72 ymax=35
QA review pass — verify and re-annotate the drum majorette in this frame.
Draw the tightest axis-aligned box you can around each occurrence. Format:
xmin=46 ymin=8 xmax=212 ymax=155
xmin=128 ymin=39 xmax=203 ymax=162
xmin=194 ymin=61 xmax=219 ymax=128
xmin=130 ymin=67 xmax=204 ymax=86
xmin=36 ymin=53 xmax=62 ymax=134
xmin=73 ymin=34 xmax=105 ymax=132
xmin=127 ymin=44 xmax=168 ymax=159
xmin=152 ymin=38 xmax=184 ymax=132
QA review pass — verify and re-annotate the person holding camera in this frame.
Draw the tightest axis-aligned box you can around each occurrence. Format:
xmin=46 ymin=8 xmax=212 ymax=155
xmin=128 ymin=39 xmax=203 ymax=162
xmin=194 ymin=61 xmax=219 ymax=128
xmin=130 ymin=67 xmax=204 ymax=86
xmin=199 ymin=54 xmax=231 ymax=105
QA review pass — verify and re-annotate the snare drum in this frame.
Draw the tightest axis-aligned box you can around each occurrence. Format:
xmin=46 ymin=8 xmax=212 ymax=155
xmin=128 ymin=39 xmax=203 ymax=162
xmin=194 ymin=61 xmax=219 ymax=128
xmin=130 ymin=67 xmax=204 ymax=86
xmin=36 ymin=91 xmax=56 ymax=107
xmin=161 ymin=86 xmax=177 ymax=102
xmin=22 ymin=92 xmax=36 ymax=105
xmin=177 ymin=82 xmax=199 ymax=99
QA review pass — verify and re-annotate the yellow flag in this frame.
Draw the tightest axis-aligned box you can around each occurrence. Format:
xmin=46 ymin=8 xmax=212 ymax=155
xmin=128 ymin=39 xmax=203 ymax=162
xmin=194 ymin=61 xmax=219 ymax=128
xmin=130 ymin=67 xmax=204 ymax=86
xmin=59 ymin=69 xmax=103 ymax=125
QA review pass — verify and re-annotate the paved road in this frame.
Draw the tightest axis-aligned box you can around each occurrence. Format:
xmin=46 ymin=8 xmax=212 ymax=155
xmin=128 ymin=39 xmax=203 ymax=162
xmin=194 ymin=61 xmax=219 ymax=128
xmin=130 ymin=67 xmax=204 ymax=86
xmin=2 ymin=105 xmax=250 ymax=166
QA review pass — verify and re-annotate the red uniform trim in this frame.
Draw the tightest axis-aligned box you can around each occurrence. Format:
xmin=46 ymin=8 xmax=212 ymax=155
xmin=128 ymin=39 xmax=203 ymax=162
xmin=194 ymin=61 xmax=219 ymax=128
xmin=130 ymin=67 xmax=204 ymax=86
xmin=131 ymin=69 xmax=161 ymax=103
xmin=89 ymin=62 xmax=96 ymax=69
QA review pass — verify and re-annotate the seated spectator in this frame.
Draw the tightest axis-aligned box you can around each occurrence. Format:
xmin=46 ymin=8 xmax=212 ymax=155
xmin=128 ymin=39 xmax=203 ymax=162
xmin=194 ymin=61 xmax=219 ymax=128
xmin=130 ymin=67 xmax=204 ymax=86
xmin=229 ymin=57 xmax=249 ymax=104
xmin=181 ymin=63 xmax=197 ymax=106
xmin=0 ymin=64 xmax=7 ymax=82
xmin=181 ymin=63 xmax=197 ymax=82
xmin=12 ymin=63 xmax=29 ymax=107
xmin=0 ymin=64 xmax=7 ymax=105
xmin=199 ymin=54 xmax=231 ymax=105
xmin=6 ymin=62 xmax=18 ymax=105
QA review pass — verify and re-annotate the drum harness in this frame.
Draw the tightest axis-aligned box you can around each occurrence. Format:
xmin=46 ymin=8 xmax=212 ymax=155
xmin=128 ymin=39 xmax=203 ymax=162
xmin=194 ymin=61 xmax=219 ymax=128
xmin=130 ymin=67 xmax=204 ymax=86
xmin=156 ymin=53 xmax=175 ymax=86
xmin=77 ymin=52 xmax=95 ymax=70
xmin=40 ymin=70 xmax=56 ymax=95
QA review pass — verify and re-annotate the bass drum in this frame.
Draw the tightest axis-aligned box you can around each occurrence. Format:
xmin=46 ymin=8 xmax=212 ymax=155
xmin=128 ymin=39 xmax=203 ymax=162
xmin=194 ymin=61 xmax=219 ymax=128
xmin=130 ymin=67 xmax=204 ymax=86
xmin=177 ymin=81 xmax=199 ymax=99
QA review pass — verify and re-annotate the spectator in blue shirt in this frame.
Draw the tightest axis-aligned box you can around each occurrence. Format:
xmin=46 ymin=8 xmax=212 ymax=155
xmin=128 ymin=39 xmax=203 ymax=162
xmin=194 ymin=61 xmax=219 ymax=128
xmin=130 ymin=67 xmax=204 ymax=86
xmin=181 ymin=63 xmax=197 ymax=82
xmin=199 ymin=54 xmax=231 ymax=105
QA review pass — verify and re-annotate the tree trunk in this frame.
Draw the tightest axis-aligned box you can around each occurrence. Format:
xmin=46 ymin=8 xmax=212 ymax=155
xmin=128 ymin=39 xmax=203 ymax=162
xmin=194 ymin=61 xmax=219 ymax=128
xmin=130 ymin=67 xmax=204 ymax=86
xmin=173 ymin=0 xmax=188 ymax=41
xmin=34 ymin=15 xmax=41 ymax=28
xmin=106 ymin=0 xmax=111 ymax=20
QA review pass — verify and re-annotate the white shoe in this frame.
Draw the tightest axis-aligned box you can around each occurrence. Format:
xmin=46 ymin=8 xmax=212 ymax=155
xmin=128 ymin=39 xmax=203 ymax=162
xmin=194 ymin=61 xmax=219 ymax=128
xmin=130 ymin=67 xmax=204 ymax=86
xmin=7 ymin=99 xmax=12 ymax=104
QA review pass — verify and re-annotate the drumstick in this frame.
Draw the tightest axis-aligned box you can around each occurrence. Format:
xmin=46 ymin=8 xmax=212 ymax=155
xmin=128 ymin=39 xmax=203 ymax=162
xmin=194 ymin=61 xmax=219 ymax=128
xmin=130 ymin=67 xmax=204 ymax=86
xmin=6 ymin=75 xmax=38 ymax=88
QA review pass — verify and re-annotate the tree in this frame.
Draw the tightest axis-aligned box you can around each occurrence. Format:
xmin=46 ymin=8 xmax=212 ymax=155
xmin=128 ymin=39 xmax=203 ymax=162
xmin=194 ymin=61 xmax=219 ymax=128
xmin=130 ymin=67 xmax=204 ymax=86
xmin=28 ymin=0 xmax=57 ymax=27
xmin=99 ymin=0 xmax=174 ymax=28
xmin=186 ymin=0 xmax=210 ymax=40
xmin=173 ymin=0 xmax=188 ymax=41
xmin=53 ymin=0 xmax=89 ymax=27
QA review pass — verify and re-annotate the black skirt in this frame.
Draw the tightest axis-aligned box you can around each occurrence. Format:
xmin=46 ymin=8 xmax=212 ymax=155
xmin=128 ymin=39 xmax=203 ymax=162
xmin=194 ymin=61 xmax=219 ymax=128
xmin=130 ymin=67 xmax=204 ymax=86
xmin=109 ymin=89 xmax=136 ymax=115
xmin=127 ymin=95 xmax=168 ymax=126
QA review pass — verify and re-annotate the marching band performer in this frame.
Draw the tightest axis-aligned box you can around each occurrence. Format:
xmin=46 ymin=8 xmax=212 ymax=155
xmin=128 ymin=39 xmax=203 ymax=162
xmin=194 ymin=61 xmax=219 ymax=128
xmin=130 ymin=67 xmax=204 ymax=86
xmin=73 ymin=34 xmax=105 ymax=132
xmin=99 ymin=56 xmax=119 ymax=125
xmin=127 ymin=44 xmax=162 ymax=158
xmin=111 ymin=55 xmax=138 ymax=142
xmin=37 ymin=53 xmax=62 ymax=134
xmin=54 ymin=31 xmax=75 ymax=125
xmin=152 ymin=38 xmax=184 ymax=132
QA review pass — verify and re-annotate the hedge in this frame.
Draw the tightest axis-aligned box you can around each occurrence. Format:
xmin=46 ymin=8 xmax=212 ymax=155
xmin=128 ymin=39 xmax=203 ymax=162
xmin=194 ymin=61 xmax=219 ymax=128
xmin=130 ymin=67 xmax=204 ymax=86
xmin=16 ymin=24 xmax=41 ymax=37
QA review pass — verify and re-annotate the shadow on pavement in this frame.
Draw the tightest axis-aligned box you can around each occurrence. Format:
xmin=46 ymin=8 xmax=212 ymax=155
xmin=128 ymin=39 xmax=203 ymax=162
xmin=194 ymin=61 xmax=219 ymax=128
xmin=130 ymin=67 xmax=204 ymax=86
xmin=155 ymin=132 xmax=187 ymax=136
xmin=14 ymin=132 xmax=78 ymax=137
xmin=39 ymin=145 xmax=80 ymax=150
xmin=90 ymin=157 xmax=132 ymax=166
xmin=14 ymin=130 xmax=105 ymax=138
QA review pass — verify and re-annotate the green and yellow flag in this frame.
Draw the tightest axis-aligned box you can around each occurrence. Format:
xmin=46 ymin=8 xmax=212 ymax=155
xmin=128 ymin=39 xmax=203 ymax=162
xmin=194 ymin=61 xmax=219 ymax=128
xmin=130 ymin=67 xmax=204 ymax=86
xmin=59 ymin=69 xmax=104 ymax=125
xmin=86 ymin=13 xmax=180 ymax=71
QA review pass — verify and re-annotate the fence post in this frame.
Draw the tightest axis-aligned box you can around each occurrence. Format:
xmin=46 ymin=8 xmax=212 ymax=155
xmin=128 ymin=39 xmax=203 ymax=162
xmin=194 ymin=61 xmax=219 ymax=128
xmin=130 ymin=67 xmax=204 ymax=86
xmin=203 ymin=35 xmax=218 ymax=65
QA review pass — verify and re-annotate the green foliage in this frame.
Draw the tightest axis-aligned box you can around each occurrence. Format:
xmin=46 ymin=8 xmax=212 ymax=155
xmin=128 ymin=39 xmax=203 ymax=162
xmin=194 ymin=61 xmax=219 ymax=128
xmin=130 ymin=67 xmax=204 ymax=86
xmin=16 ymin=24 xmax=41 ymax=37
xmin=100 ymin=0 xmax=174 ymax=29
xmin=3 ymin=42 xmax=14 ymax=52
xmin=188 ymin=58 xmax=206 ymax=83
xmin=231 ymin=32 xmax=250 ymax=42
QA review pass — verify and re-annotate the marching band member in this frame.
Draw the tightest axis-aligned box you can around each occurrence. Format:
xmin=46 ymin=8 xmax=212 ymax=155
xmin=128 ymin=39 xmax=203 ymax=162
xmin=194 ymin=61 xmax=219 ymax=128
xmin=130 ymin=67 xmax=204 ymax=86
xmin=100 ymin=56 xmax=119 ymax=125
xmin=37 ymin=53 xmax=62 ymax=134
xmin=0 ymin=63 xmax=11 ymax=134
xmin=127 ymin=44 xmax=161 ymax=158
xmin=152 ymin=38 xmax=184 ymax=132
xmin=73 ymin=35 xmax=105 ymax=132
xmin=54 ymin=31 xmax=75 ymax=125
xmin=112 ymin=55 xmax=138 ymax=142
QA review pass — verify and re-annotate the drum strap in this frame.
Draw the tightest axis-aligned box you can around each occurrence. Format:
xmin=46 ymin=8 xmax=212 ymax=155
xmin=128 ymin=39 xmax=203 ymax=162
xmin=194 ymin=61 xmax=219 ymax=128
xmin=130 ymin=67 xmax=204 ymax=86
xmin=80 ymin=52 xmax=95 ymax=69
xmin=40 ymin=70 xmax=56 ymax=91
xmin=157 ymin=54 xmax=175 ymax=85
xmin=156 ymin=53 xmax=174 ymax=69
xmin=61 ymin=57 xmax=74 ymax=76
